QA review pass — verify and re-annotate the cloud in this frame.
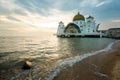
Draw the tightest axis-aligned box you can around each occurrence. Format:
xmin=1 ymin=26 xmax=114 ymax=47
xmin=13 ymin=9 xmax=27 ymax=15
xmin=0 ymin=0 xmax=27 ymax=16
xmin=80 ymin=0 xmax=98 ymax=7
xmin=112 ymin=20 xmax=120 ymax=23
xmin=56 ymin=0 xmax=111 ymax=10
xmin=0 ymin=0 xmax=120 ymax=36
xmin=96 ymin=2 xmax=106 ymax=7
xmin=6 ymin=16 xmax=20 ymax=22
xmin=96 ymin=0 xmax=112 ymax=7
xmin=0 ymin=5 xmax=11 ymax=15
xmin=14 ymin=0 xmax=54 ymax=16
xmin=55 ymin=0 xmax=81 ymax=11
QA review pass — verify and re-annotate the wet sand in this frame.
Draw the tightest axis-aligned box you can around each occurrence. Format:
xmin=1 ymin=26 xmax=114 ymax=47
xmin=54 ymin=41 xmax=120 ymax=80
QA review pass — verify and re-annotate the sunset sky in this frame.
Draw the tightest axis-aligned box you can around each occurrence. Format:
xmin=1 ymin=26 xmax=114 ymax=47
xmin=0 ymin=0 xmax=120 ymax=36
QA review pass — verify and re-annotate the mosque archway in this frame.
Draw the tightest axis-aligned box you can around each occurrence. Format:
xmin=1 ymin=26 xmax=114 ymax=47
xmin=64 ymin=23 xmax=81 ymax=34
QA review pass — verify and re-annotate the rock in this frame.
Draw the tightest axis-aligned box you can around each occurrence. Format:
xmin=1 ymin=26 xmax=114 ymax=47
xmin=22 ymin=61 xmax=32 ymax=70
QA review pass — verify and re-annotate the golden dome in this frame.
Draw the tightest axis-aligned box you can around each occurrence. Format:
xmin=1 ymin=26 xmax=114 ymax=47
xmin=73 ymin=12 xmax=85 ymax=21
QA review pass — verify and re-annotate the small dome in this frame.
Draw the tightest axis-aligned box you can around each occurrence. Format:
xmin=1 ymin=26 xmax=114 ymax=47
xmin=73 ymin=12 xmax=85 ymax=21
xmin=59 ymin=21 xmax=63 ymax=24
xmin=87 ymin=16 xmax=94 ymax=19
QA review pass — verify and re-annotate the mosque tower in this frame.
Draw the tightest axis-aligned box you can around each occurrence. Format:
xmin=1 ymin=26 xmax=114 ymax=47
xmin=57 ymin=21 xmax=65 ymax=37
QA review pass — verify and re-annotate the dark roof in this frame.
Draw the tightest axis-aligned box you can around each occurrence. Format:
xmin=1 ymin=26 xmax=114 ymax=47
xmin=108 ymin=28 xmax=120 ymax=30
xmin=59 ymin=21 xmax=63 ymax=24
xmin=86 ymin=16 xmax=94 ymax=19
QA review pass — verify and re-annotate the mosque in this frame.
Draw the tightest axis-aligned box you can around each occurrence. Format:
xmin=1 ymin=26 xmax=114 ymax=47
xmin=57 ymin=12 xmax=102 ymax=37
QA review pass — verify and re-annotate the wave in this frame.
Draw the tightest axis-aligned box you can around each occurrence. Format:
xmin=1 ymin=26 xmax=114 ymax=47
xmin=46 ymin=41 xmax=115 ymax=80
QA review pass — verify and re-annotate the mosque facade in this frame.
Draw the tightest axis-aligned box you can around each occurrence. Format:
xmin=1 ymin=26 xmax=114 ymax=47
xmin=57 ymin=12 xmax=101 ymax=37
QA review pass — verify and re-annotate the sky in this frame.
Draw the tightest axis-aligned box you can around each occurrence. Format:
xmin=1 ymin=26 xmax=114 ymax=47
xmin=0 ymin=0 xmax=120 ymax=36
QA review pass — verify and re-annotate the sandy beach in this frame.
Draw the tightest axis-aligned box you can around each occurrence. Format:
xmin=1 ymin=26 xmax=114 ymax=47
xmin=54 ymin=40 xmax=120 ymax=80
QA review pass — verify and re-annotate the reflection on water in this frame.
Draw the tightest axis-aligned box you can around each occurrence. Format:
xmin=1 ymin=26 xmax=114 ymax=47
xmin=57 ymin=38 xmax=114 ymax=57
xmin=0 ymin=35 xmax=115 ymax=79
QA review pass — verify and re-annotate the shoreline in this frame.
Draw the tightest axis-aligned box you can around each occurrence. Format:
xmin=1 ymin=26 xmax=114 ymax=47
xmin=0 ymin=40 xmax=118 ymax=80
xmin=53 ymin=40 xmax=120 ymax=80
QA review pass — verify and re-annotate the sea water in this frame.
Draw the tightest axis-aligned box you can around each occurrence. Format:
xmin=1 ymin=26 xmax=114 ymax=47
xmin=0 ymin=35 xmax=115 ymax=80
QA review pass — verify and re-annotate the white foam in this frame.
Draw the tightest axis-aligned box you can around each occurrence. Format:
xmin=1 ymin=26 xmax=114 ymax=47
xmin=46 ymin=42 xmax=115 ymax=80
xmin=11 ymin=70 xmax=30 ymax=80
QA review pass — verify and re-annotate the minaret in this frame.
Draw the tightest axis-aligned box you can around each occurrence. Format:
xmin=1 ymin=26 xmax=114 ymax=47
xmin=86 ymin=16 xmax=96 ymax=33
xmin=57 ymin=21 xmax=65 ymax=37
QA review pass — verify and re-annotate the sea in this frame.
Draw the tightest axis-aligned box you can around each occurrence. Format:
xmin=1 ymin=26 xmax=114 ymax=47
xmin=0 ymin=34 xmax=115 ymax=80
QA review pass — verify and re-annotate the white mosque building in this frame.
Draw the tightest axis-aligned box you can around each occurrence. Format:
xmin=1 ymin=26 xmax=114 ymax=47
xmin=57 ymin=12 xmax=102 ymax=37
